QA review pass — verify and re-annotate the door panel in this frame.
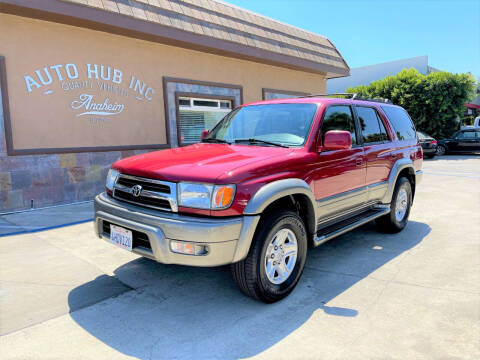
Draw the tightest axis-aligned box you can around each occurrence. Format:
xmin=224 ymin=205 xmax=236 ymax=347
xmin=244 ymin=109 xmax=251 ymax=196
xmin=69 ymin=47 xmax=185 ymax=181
xmin=354 ymin=106 xmax=395 ymax=202
xmin=313 ymin=104 xmax=367 ymax=220
xmin=363 ymin=142 xmax=395 ymax=201
xmin=456 ymin=131 xmax=477 ymax=151
xmin=313 ymin=148 xmax=367 ymax=219
xmin=475 ymin=132 xmax=480 ymax=150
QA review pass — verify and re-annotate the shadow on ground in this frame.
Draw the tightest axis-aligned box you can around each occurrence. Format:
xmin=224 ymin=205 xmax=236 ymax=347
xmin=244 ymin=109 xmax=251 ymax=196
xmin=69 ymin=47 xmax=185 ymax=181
xmin=68 ymin=220 xmax=430 ymax=359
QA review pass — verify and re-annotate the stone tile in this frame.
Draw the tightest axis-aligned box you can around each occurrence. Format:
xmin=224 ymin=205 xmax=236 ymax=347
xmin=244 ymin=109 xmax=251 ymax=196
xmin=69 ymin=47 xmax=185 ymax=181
xmin=5 ymin=190 xmax=24 ymax=211
xmin=59 ymin=153 xmax=76 ymax=168
xmin=86 ymin=165 xmax=105 ymax=183
xmin=67 ymin=166 xmax=86 ymax=183
xmin=120 ymin=150 xmax=135 ymax=158
xmin=10 ymin=169 xmax=32 ymax=190
xmin=0 ymin=172 xmax=11 ymax=191
xmin=75 ymin=153 xmax=93 ymax=167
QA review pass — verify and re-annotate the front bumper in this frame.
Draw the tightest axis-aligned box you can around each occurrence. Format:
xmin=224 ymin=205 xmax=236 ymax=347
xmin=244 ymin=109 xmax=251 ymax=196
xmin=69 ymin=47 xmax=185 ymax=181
xmin=94 ymin=193 xmax=260 ymax=267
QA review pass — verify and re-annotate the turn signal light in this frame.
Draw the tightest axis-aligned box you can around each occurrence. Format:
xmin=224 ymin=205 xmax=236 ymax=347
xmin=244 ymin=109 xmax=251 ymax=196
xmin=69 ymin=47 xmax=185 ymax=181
xmin=430 ymin=140 xmax=437 ymax=145
xmin=170 ymin=241 xmax=208 ymax=256
xmin=212 ymin=185 xmax=235 ymax=209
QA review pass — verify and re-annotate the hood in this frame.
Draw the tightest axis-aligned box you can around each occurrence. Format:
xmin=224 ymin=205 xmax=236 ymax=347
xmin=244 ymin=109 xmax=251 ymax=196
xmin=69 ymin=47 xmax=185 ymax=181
xmin=113 ymin=143 xmax=293 ymax=183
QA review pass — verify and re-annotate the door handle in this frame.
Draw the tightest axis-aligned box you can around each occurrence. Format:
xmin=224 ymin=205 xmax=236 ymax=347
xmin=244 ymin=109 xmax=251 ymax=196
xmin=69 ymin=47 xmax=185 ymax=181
xmin=356 ymin=159 xmax=363 ymax=167
xmin=390 ymin=153 xmax=397 ymax=159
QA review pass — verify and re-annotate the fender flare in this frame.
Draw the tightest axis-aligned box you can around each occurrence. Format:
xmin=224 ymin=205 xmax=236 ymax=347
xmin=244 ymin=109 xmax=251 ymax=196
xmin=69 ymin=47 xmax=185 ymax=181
xmin=382 ymin=158 xmax=415 ymax=204
xmin=243 ymin=178 xmax=318 ymax=234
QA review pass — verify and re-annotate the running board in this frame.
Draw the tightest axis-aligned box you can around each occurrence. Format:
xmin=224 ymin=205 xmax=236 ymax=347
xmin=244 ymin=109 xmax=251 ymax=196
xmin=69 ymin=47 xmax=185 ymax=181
xmin=313 ymin=208 xmax=390 ymax=247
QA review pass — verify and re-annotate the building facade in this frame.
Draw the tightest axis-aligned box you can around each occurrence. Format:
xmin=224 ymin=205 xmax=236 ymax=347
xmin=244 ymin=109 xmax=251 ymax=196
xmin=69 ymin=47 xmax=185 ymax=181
xmin=0 ymin=0 xmax=349 ymax=212
xmin=327 ymin=55 xmax=437 ymax=93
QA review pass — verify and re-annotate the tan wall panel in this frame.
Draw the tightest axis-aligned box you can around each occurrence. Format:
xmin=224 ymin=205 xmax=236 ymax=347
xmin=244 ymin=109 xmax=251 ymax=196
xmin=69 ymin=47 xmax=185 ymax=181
xmin=0 ymin=13 xmax=326 ymax=152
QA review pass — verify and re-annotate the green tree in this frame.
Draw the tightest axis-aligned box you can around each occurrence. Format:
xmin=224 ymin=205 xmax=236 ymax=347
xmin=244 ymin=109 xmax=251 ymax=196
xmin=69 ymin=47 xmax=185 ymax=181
xmin=347 ymin=68 xmax=476 ymax=138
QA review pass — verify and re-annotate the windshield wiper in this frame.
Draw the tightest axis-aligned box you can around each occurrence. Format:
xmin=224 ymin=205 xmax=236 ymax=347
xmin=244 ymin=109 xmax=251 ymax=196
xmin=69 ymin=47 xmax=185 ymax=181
xmin=201 ymin=138 xmax=231 ymax=144
xmin=234 ymin=138 xmax=288 ymax=148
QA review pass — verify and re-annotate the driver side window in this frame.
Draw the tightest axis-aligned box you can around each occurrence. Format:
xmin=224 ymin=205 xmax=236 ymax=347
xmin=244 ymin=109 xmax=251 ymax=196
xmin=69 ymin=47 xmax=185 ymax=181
xmin=321 ymin=105 xmax=357 ymax=145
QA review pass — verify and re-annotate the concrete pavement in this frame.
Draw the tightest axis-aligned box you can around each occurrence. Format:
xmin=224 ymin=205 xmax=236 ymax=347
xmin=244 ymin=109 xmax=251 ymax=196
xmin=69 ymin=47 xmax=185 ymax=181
xmin=0 ymin=201 xmax=93 ymax=236
xmin=0 ymin=155 xmax=479 ymax=359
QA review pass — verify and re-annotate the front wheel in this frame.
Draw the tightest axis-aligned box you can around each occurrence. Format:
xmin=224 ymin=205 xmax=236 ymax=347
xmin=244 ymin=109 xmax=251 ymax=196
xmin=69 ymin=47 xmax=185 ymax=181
xmin=436 ymin=145 xmax=446 ymax=156
xmin=376 ymin=177 xmax=412 ymax=233
xmin=231 ymin=210 xmax=307 ymax=303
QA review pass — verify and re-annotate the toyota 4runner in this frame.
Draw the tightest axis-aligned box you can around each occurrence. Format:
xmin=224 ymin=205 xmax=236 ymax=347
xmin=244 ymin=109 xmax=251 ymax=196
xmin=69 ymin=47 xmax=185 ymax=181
xmin=94 ymin=95 xmax=423 ymax=303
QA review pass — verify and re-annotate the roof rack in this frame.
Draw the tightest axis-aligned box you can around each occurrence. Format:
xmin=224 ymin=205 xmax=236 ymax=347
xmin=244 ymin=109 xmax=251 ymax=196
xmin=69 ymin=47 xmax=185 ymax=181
xmin=298 ymin=93 xmax=392 ymax=104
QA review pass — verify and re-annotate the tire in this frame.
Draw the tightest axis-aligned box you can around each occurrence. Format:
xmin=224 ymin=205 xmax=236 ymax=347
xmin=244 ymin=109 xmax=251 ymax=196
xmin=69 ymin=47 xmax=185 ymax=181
xmin=376 ymin=177 xmax=412 ymax=233
xmin=436 ymin=145 xmax=446 ymax=156
xmin=231 ymin=210 xmax=307 ymax=303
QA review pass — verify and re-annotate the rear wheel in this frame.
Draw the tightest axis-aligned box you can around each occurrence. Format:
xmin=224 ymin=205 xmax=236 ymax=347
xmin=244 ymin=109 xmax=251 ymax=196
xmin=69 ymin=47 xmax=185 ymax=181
xmin=436 ymin=145 xmax=446 ymax=156
xmin=231 ymin=210 xmax=307 ymax=303
xmin=376 ymin=177 xmax=412 ymax=233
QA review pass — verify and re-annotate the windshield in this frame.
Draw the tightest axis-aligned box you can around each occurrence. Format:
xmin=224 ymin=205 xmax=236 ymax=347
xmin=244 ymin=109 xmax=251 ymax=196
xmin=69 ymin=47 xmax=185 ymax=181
xmin=205 ymin=103 xmax=318 ymax=146
xmin=416 ymin=131 xmax=430 ymax=140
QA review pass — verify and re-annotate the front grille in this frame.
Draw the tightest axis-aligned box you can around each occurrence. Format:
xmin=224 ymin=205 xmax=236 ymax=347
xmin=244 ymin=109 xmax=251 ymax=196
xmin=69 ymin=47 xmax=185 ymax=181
xmin=102 ymin=221 xmax=152 ymax=250
xmin=116 ymin=176 xmax=171 ymax=193
xmin=112 ymin=174 xmax=178 ymax=212
xmin=115 ymin=189 xmax=171 ymax=209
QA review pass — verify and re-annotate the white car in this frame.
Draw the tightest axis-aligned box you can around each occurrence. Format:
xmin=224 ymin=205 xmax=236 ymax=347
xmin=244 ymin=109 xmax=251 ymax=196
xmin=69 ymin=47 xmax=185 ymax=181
xmin=461 ymin=116 xmax=480 ymax=130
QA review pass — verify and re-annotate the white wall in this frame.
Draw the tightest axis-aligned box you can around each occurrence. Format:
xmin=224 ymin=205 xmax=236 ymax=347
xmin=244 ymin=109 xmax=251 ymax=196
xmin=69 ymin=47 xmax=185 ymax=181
xmin=327 ymin=55 xmax=430 ymax=93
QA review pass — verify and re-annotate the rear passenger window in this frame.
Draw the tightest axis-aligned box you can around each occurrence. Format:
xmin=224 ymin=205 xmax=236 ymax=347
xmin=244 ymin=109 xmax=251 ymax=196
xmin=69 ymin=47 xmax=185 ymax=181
xmin=381 ymin=106 xmax=416 ymax=140
xmin=356 ymin=107 xmax=389 ymax=143
xmin=458 ymin=131 xmax=476 ymax=139
xmin=321 ymin=105 xmax=357 ymax=145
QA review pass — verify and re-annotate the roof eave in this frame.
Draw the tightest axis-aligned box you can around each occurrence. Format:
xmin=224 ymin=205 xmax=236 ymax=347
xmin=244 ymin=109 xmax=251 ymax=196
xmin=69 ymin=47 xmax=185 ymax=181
xmin=0 ymin=0 xmax=349 ymax=77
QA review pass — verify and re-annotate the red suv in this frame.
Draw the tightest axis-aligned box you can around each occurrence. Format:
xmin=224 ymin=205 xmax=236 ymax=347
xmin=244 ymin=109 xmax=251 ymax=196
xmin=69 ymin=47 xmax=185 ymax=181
xmin=94 ymin=95 xmax=423 ymax=302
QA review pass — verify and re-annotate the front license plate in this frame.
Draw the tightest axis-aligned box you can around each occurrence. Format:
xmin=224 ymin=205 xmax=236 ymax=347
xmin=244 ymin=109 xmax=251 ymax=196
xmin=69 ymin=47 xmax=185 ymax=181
xmin=110 ymin=224 xmax=133 ymax=251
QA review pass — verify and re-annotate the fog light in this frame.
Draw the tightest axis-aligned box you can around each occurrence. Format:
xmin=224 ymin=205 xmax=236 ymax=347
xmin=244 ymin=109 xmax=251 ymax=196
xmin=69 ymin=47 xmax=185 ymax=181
xmin=170 ymin=241 xmax=208 ymax=256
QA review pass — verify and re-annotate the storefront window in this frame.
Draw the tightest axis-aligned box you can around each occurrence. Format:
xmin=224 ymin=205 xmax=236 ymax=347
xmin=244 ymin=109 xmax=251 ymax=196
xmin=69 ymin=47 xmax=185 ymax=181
xmin=178 ymin=97 xmax=232 ymax=145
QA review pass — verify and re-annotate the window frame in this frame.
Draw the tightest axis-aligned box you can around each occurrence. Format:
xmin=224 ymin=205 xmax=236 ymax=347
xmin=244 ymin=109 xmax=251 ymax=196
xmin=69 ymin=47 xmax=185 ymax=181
xmin=175 ymin=92 xmax=237 ymax=146
xmin=206 ymin=102 xmax=319 ymax=147
xmin=353 ymin=105 xmax=392 ymax=146
xmin=456 ymin=130 xmax=476 ymax=139
xmin=380 ymin=105 xmax=417 ymax=141
xmin=319 ymin=104 xmax=361 ymax=148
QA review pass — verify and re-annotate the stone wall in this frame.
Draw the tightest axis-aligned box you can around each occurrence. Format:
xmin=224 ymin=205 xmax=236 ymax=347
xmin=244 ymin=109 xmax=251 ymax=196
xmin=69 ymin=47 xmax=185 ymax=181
xmin=0 ymin=85 xmax=152 ymax=213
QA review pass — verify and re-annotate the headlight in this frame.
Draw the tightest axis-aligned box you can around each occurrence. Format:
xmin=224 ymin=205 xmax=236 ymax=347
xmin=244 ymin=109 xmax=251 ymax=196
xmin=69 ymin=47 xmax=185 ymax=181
xmin=178 ymin=183 xmax=236 ymax=210
xmin=106 ymin=169 xmax=119 ymax=191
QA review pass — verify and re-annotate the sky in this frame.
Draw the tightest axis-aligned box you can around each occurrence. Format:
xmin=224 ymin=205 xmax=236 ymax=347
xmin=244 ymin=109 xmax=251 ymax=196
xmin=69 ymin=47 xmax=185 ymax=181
xmin=226 ymin=0 xmax=480 ymax=79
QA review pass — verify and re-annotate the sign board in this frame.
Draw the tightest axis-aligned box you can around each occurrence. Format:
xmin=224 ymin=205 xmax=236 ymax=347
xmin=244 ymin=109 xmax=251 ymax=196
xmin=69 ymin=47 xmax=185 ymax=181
xmin=0 ymin=29 xmax=170 ymax=156
xmin=1 ymin=56 xmax=168 ymax=154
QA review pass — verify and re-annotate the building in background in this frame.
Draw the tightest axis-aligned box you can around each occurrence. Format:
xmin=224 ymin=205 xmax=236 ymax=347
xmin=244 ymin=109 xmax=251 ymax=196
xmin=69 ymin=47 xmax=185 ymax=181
xmin=327 ymin=55 xmax=438 ymax=93
xmin=464 ymin=86 xmax=480 ymax=123
xmin=0 ymin=0 xmax=349 ymax=212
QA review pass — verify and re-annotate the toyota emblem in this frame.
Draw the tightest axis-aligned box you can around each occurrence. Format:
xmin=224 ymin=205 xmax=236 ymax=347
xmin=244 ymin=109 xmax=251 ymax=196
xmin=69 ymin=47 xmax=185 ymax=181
xmin=131 ymin=184 xmax=142 ymax=197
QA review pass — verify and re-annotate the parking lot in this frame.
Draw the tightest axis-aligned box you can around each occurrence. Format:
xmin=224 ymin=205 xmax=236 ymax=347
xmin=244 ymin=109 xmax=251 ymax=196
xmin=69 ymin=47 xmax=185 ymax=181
xmin=0 ymin=155 xmax=479 ymax=359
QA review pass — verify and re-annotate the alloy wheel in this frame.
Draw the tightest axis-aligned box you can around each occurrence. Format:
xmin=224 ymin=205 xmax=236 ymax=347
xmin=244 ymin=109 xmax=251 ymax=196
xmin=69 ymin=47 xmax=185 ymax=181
xmin=264 ymin=228 xmax=298 ymax=285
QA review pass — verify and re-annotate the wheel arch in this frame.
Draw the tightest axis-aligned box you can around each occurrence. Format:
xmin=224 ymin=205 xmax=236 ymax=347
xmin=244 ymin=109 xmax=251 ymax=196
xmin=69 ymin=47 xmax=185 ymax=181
xmin=382 ymin=159 xmax=416 ymax=203
xmin=243 ymin=179 xmax=318 ymax=237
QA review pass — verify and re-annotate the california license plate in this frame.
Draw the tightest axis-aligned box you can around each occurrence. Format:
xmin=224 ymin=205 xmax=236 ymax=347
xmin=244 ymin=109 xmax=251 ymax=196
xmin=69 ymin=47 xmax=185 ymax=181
xmin=110 ymin=224 xmax=133 ymax=251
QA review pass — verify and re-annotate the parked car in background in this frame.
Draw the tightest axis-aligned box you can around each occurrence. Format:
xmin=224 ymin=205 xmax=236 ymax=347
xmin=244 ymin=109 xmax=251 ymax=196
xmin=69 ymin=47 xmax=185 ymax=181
xmin=461 ymin=115 xmax=480 ymax=130
xmin=437 ymin=129 xmax=480 ymax=155
xmin=417 ymin=131 xmax=437 ymax=158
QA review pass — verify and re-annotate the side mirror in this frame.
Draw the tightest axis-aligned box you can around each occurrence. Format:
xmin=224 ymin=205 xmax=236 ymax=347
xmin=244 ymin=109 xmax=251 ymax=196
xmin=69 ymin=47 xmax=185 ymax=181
xmin=201 ymin=129 xmax=209 ymax=140
xmin=320 ymin=130 xmax=352 ymax=152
